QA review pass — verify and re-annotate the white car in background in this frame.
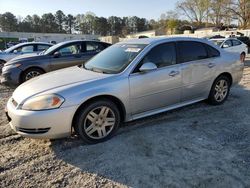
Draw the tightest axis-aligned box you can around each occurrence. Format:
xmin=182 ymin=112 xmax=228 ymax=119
xmin=210 ymin=38 xmax=248 ymax=61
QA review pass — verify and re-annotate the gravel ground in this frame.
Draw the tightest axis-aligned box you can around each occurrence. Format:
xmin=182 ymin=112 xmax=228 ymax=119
xmin=0 ymin=57 xmax=250 ymax=188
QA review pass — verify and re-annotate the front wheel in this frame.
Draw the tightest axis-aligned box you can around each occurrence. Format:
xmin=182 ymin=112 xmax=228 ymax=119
xmin=207 ymin=75 xmax=231 ymax=105
xmin=21 ymin=68 xmax=44 ymax=83
xmin=74 ymin=100 xmax=121 ymax=144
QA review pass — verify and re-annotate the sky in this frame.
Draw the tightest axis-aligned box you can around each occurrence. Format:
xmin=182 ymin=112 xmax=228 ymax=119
xmin=0 ymin=0 xmax=177 ymax=20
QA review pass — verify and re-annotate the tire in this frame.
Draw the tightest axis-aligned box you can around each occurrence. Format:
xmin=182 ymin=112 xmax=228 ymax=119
xmin=21 ymin=68 xmax=45 ymax=83
xmin=240 ymin=52 xmax=246 ymax=62
xmin=0 ymin=60 xmax=6 ymax=74
xmin=74 ymin=99 xmax=121 ymax=144
xmin=207 ymin=75 xmax=231 ymax=105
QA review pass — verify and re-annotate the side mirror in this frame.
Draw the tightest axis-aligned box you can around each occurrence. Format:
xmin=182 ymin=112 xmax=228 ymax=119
xmin=53 ymin=51 xmax=61 ymax=58
xmin=139 ymin=62 xmax=157 ymax=73
xmin=222 ymin=44 xmax=229 ymax=48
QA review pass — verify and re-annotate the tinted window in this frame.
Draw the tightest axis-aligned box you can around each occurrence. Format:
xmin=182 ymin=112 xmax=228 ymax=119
xmin=37 ymin=44 xmax=50 ymax=51
xmin=232 ymin=40 xmax=242 ymax=46
xmin=205 ymin=44 xmax=220 ymax=57
xmin=57 ymin=44 xmax=81 ymax=56
xmin=141 ymin=42 xmax=176 ymax=68
xmin=178 ymin=41 xmax=208 ymax=63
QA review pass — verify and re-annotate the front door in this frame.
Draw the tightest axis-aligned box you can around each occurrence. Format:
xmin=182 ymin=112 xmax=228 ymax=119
xmin=129 ymin=42 xmax=182 ymax=115
xmin=49 ymin=42 xmax=84 ymax=71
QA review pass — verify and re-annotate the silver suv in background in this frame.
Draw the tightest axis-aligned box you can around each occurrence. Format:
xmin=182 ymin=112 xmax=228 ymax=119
xmin=1 ymin=40 xmax=111 ymax=85
xmin=5 ymin=37 xmax=244 ymax=144
xmin=0 ymin=42 xmax=53 ymax=72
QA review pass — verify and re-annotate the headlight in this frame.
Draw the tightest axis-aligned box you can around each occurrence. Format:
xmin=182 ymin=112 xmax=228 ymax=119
xmin=2 ymin=63 xmax=21 ymax=72
xmin=21 ymin=94 xmax=65 ymax=111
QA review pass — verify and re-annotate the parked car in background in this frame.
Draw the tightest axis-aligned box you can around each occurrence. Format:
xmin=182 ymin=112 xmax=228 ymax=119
xmin=1 ymin=40 xmax=111 ymax=85
xmin=5 ymin=37 xmax=244 ymax=143
xmin=210 ymin=38 xmax=248 ymax=61
xmin=0 ymin=42 xmax=53 ymax=72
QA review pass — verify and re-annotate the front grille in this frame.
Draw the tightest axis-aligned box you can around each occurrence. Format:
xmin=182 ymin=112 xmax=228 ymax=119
xmin=11 ymin=98 xmax=18 ymax=107
xmin=16 ymin=127 xmax=50 ymax=134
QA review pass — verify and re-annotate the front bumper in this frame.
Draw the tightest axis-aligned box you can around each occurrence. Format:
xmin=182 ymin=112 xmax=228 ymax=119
xmin=6 ymin=97 xmax=77 ymax=139
xmin=1 ymin=67 xmax=22 ymax=86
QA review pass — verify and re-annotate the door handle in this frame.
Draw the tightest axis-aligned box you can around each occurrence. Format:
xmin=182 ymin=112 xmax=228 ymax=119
xmin=208 ymin=63 xmax=215 ymax=68
xmin=169 ymin=71 xmax=180 ymax=77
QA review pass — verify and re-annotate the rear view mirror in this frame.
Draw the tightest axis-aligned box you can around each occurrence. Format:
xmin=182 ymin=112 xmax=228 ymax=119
xmin=53 ymin=51 xmax=61 ymax=58
xmin=139 ymin=62 xmax=157 ymax=73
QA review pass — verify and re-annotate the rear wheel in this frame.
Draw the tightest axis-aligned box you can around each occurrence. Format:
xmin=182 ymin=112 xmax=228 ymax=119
xmin=240 ymin=52 xmax=246 ymax=62
xmin=74 ymin=99 xmax=121 ymax=144
xmin=21 ymin=68 xmax=45 ymax=83
xmin=0 ymin=60 xmax=6 ymax=74
xmin=208 ymin=75 xmax=231 ymax=105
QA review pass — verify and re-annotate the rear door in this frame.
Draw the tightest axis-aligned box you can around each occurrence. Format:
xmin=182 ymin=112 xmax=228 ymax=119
xmin=177 ymin=41 xmax=219 ymax=102
xmin=231 ymin=39 xmax=245 ymax=54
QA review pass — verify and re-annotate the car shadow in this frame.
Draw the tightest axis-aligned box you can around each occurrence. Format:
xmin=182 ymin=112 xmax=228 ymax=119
xmin=50 ymin=80 xmax=250 ymax=187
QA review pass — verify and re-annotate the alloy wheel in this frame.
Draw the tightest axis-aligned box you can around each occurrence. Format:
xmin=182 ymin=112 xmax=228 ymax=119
xmin=83 ymin=106 xmax=116 ymax=139
xmin=25 ymin=71 xmax=41 ymax=81
xmin=214 ymin=79 xmax=228 ymax=102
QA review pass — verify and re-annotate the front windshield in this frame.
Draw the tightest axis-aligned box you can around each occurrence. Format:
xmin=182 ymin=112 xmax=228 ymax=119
xmin=84 ymin=43 xmax=147 ymax=74
xmin=4 ymin=43 xmax=24 ymax=53
xmin=44 ymin=42 xmax=63 ymax=55
xmin=211 ymin=40 xmax=224 ymax=47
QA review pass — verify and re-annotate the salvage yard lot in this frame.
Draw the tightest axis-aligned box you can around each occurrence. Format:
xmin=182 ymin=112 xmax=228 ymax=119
xmin=0 ymin=56 xmax=250 ymax=188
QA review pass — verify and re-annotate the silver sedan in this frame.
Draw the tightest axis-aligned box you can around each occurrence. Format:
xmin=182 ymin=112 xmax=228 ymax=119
xmin=5 ymin=37 xmax=244 ymax=144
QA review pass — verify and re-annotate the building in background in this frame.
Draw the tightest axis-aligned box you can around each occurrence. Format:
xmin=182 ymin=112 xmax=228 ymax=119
xmin=0 ymin=32 xmax=99 ymax=50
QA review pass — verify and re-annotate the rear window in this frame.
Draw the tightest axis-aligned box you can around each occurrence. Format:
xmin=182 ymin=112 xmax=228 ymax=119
xmin=178 ymin=41 xmax=208 ymax=63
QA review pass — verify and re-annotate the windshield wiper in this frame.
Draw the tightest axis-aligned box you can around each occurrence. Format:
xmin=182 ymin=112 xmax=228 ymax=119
xmin=84 ymin=66 xmax=113 ymax=74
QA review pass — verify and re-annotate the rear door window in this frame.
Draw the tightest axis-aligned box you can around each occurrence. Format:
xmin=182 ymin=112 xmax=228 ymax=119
xmin=232 ymin=40 xmax=242 ymax=46
xmin=178 ymin=41 xmax=208 ymax=63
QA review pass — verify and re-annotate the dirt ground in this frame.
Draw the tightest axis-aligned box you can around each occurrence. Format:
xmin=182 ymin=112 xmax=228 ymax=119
xmin=0 ymin=57 xmax=250 ymax=188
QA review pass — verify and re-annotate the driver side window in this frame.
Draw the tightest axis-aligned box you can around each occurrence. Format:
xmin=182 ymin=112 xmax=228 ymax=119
xmin=134 ymin=42 xmax=176 ymax=73
xmin=57 ymin=44 xmax=81 ymax=56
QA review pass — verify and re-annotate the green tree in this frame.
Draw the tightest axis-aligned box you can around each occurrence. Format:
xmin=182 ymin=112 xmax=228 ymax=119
xmin=55 ymin=10 xmax=66 ymax=33
xmin=0 ymin=12 xmax=18 ymax=32
xmin=40 ymin=13 xmax=58 ymax=33
xmin=65 ymin=14 xmax=76 ymax=34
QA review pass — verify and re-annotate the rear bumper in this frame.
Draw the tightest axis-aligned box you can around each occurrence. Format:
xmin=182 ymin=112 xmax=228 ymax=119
xmin=6 ymin=97 xmax=77 ymax=139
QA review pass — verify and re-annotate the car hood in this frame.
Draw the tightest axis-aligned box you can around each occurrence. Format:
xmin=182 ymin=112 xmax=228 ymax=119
xmin=5 ymin=53 xmax=45 ymax=65
xmin=12 ymin=66 xmax=111 ymax=103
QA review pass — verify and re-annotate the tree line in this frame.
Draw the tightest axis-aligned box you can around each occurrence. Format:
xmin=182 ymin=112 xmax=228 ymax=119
xmin=0 ymin=0 xmax=249 ymax=36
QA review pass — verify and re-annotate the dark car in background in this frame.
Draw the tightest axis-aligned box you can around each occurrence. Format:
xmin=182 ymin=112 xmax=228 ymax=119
xmin=1 ymin=40 xmax=111 ymax=85
xmin=0 ymin=42 xmax=53 ymax=72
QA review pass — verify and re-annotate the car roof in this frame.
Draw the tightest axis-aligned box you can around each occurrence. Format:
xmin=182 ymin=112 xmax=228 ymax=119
xmin=56 ymin=40 xmax=109 ymax=46
xmin=210 ymin=38 xmax=226 ymax=41
xmin=120 ymin=37 xmax=214 ymax=45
